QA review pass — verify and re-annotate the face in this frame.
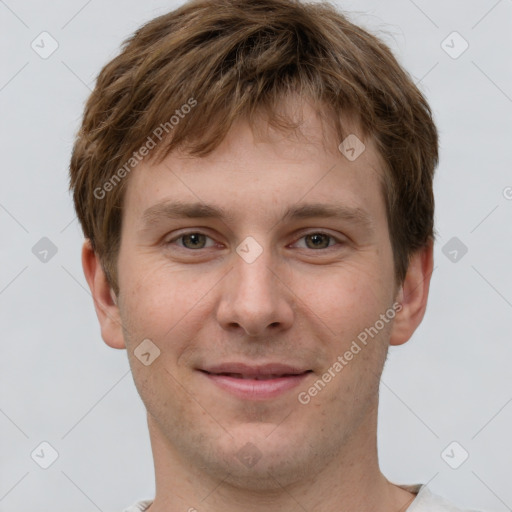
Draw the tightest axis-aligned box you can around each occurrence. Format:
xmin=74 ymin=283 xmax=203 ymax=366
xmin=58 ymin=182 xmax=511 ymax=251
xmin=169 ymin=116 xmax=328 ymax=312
xmin=113 ymin=101 xmax=401 ymax=488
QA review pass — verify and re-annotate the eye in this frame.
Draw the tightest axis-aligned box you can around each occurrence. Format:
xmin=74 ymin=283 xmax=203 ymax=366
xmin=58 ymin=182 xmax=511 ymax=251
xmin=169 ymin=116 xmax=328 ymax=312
xmin=292 ymin=232 xmax=343 ymax=250
xmin=167 ymin=231 xmax=217 ymax=250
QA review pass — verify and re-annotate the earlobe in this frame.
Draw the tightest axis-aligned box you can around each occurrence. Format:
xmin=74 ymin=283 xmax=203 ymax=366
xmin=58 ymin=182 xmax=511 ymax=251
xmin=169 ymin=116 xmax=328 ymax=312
xmin=389 ymin=240 xmax=434 ymax=346
xmin=81 ymin=240 xmax=126 ymax=349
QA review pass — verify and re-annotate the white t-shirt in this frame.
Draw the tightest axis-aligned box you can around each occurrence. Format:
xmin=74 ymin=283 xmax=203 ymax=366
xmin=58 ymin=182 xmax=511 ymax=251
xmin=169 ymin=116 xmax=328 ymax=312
xmin=122 ymin=484 xmax=482 ymax=511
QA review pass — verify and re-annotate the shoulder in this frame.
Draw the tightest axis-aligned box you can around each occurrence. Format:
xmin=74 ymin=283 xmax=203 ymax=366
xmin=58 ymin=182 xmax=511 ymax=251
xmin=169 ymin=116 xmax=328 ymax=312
xmin=122 ymin=500 xmax=153 ymax=512
xmin=403 ymin=484 xmax=483 ymax=512
xmin=121 ymin=489 xmax=484 ymax=512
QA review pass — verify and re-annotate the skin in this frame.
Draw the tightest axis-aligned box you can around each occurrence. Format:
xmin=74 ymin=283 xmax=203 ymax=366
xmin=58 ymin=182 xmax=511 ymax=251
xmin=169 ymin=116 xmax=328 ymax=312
xmin=83 ymin=99 xmax=433 ymax=512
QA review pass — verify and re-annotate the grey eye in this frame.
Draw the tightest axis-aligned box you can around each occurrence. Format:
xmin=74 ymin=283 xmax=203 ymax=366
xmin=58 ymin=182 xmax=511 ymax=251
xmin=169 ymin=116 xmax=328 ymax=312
xmin=303 ymin=233 xmax=333 ymax=249
xmin=180 ymin=233 xmax=209 ymax=249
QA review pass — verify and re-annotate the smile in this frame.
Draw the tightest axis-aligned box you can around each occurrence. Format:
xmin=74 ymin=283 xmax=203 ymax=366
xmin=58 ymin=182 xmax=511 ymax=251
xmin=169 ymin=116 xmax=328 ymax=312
xmin=199 ymin=365 xmax=313 ymax=400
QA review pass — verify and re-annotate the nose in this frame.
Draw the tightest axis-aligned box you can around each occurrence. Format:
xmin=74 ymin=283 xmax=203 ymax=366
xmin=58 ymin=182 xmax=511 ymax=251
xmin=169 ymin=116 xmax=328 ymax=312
xmin=215 ymin=245 xmax=295 ymax=337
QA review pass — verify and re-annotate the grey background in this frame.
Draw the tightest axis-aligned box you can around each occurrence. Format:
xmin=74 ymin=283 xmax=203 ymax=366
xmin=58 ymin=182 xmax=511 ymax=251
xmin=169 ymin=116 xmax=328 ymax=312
xmin=1 ymin=0 xmax=511 ymax=510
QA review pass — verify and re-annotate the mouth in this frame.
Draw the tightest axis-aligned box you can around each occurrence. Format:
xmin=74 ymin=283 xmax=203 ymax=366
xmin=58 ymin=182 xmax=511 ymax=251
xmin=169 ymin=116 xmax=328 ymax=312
xmin=202 ymin=371 xmax=310 ymax=380
xmin=198 ymin=363 xmax=313 ymax=400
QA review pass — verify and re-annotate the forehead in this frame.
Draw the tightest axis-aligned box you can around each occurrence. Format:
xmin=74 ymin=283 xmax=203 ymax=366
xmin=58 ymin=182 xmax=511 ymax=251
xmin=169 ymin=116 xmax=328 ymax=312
xmin=121 ymin=103 xmax=387 ymax=231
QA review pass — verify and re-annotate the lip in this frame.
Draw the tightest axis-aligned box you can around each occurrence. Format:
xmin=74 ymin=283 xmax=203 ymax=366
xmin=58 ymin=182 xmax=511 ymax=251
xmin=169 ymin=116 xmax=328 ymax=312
xmin=198 ymin=362 xmax=312 ymax=400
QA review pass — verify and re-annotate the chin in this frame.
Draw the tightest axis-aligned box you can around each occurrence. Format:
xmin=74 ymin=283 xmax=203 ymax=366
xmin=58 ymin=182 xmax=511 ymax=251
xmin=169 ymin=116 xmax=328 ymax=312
xmin=204 ymin=425 xmax=313 ymax=490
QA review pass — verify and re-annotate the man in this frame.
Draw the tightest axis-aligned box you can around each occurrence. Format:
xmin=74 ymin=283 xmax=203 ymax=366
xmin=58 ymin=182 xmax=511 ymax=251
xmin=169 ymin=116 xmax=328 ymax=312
xmin=69 ymin=0 xmax=481 ymax=510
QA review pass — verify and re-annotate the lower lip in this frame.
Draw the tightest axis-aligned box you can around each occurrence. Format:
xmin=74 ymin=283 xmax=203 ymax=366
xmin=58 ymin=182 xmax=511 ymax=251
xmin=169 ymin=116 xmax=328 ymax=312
xmin=201 ymin=371 xmax=311 ymax=400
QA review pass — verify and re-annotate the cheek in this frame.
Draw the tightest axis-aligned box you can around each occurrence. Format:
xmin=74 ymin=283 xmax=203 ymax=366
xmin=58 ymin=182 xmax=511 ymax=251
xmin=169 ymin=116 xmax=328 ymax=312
xmin=297 ymin=262 xmax=391 ymax=337
xmin=118 ymin=257 xmax=218 ymax=353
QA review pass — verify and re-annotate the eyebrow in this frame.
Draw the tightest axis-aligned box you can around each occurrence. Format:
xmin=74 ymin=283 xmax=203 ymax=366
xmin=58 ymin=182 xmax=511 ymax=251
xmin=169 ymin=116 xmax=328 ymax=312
xmin=141 ymin=201 xmax=235 ymax=227
xmin=140 ymin=200 xmax=374 ymax=231
xmin=281 ymin=203 xmax=372 ymax=228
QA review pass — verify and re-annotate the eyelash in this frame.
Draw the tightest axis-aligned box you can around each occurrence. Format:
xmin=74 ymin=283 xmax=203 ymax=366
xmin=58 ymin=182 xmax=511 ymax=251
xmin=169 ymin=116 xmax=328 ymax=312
xmin=165 ymin=230 xmax=344 ymax=251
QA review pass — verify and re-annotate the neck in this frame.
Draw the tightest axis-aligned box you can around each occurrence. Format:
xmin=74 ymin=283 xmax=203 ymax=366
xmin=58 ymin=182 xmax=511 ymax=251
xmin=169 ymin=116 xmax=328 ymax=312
xmin=145 ymin=404 xmax=416 ymax=512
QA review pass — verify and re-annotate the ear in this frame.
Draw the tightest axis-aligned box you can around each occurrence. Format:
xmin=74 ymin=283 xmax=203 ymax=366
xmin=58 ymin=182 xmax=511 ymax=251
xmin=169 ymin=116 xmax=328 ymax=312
xmin=81 ymin=239 xmax=126 ymax=349
xmin=389 ymin=239 xmax=434 ymax=346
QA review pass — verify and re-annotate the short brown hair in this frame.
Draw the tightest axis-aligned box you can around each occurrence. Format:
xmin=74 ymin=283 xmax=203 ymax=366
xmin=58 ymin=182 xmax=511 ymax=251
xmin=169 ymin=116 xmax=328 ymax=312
xmin=69 ymin=0 xmax=438 ymax=296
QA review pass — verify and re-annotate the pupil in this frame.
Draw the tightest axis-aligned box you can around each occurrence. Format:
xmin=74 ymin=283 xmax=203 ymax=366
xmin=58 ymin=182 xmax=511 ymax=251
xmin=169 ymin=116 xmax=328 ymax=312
xmin=184 ymin=233 xmax=204 ymax=248
xmin=307 ymin=234 xmax=328 ymax=249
